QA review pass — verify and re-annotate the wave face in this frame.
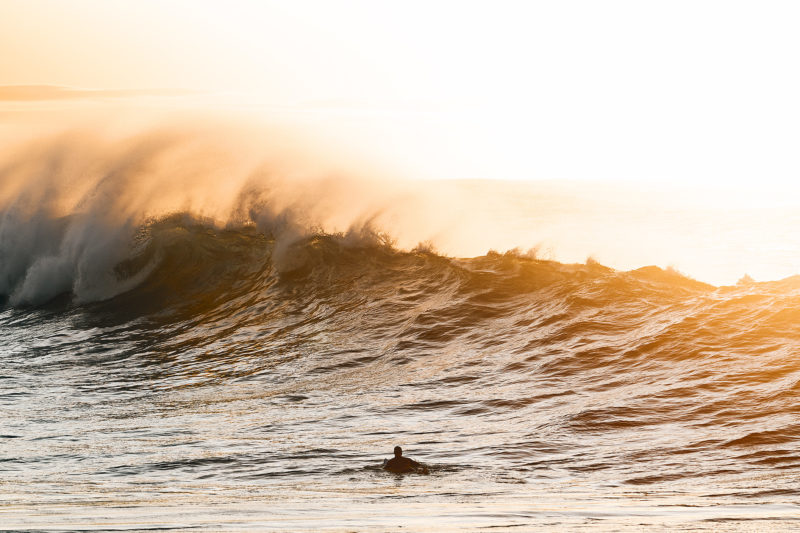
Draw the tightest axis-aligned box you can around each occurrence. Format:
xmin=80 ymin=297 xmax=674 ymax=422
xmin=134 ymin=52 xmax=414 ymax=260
xmin=2 ymin=132 xmax=800 ymax=529
xmin=6 ymin=216 xmax=800 ymax=463
xmin=94 ymin=218 xmax=800 ymax=457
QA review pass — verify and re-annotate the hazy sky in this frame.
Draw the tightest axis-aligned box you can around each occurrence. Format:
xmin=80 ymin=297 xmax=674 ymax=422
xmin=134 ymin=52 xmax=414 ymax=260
xmin=2 ymin=0 xmax=800 ymax=183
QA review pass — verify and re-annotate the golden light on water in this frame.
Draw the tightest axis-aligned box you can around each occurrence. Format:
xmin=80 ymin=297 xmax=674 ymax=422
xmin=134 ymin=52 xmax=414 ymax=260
xmin=4 ymin=4 xmax=800 ymax=531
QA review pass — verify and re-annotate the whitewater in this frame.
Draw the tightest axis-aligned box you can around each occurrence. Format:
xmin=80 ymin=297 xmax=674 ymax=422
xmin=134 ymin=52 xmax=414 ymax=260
xmin=2 ymin=125 xmax=800 ymax=531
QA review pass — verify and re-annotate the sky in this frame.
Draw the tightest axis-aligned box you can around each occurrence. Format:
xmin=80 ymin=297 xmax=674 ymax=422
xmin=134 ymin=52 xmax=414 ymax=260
xmin=2 ymin=0 xmax=800 ymax=183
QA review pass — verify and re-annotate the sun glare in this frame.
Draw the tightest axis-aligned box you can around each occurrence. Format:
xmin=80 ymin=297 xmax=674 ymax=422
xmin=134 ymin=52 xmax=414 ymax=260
xmin=3 ymin=0 xmax=800 ymax=189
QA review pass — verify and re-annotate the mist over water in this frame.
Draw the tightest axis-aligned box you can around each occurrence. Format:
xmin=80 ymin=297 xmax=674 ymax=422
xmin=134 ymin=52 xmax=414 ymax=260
xmin=2 ymin=120 xmax=800 ymax=530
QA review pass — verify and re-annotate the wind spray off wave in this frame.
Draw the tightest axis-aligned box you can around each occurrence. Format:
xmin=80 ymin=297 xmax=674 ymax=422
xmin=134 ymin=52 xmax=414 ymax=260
xmin=0 ymin=121 xmax=461 ymax=305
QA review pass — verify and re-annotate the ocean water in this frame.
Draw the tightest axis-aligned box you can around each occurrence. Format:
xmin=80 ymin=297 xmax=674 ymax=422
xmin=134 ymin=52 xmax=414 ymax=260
xmin=2 ymin=133 xmax=800 ymax=531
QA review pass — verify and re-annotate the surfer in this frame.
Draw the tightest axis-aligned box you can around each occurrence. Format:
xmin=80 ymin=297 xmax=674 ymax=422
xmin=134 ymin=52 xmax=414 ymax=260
xmin=383 ymin=446 xmax=426 ymax=473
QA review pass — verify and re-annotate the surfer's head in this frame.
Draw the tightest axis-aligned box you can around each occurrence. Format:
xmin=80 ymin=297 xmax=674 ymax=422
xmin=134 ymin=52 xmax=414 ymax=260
xmin=394 ymin=446 xmax=402 ymax=457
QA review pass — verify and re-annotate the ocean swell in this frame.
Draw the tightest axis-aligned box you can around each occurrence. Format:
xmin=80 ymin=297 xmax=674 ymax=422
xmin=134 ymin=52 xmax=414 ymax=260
xmin=3 ymin=127 xmax=800 ymax=490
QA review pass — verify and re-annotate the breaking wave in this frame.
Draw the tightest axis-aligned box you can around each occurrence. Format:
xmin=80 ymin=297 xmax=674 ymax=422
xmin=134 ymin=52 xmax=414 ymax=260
xmin=2 ymin=124 xmax=800 ymax=524
xmin=5 ymin=210 xmax=799 ymax=483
